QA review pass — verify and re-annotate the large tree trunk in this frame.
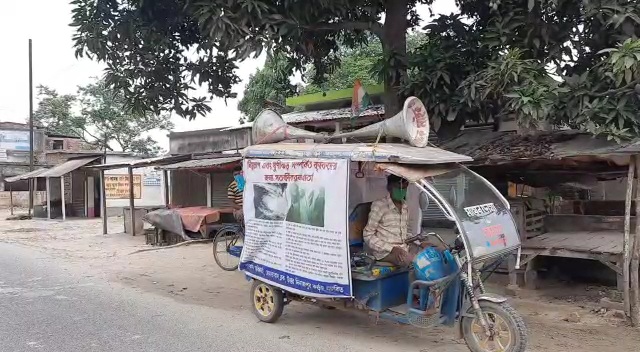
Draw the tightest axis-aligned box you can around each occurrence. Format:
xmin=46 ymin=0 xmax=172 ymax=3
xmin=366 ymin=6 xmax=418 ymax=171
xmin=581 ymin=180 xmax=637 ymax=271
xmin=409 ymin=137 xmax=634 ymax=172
xmin=382 ymin=0 xmax=408 ymax=119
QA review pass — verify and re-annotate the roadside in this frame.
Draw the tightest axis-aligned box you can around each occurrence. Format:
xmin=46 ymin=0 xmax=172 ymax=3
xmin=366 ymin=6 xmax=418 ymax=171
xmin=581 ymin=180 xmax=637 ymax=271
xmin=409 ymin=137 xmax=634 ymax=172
xmin=1 ymin=210 xmax=638 ymax=352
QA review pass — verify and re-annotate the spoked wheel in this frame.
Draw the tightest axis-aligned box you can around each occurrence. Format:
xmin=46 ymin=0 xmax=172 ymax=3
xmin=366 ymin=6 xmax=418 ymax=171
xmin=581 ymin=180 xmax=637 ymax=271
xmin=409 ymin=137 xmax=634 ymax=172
xmin=212 ymin=227 xmax=243 ymax=271
xmin=462 ymin=301 xmax=527 ymax=352
xmin=250 ymin=280 xmax=284 ymax=323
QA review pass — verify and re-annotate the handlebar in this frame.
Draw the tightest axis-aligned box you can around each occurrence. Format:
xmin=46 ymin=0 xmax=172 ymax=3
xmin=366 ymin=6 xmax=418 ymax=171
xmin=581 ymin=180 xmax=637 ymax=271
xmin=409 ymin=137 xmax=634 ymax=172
xmin=405 ymin=231 xmax=466 ymax=253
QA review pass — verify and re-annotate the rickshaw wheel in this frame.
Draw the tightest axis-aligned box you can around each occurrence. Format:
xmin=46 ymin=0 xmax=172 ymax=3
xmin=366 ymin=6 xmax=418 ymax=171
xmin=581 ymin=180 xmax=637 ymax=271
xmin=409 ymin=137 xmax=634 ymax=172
xmin=212 ymin=227 xmax=242 ymax=271
xmin=250 ymin=280 xmax=284 ymax=323
xmin=462 ymin=301 xmax=527 ymax=352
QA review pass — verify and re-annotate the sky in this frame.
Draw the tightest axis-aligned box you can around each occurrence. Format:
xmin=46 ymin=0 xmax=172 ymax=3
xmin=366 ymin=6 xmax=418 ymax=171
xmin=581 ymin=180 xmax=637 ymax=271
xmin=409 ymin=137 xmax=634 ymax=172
xmin=0 ymin=0 xmax=457 ymax=150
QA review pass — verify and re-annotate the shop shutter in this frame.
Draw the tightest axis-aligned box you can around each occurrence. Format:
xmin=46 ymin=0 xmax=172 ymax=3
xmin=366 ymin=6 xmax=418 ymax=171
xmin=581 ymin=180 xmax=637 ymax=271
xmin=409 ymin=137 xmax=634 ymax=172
xmin=210 ymin=171 xmax=234 ymax=208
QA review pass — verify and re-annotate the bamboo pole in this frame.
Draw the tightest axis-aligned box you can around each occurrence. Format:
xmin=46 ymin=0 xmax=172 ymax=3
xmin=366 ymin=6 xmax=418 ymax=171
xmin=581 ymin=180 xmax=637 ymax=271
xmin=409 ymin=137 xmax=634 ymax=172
xmin=623 ymin=156 xmax=635 ymax=316
xmin=632 ymin=157 xmax=640 ymax=326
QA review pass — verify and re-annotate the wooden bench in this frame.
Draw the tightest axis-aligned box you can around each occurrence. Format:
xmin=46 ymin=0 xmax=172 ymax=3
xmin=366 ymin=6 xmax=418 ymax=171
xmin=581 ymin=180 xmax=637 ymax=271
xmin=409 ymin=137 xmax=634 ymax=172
xmin=509 ymin=214 xmax=627 ymax=290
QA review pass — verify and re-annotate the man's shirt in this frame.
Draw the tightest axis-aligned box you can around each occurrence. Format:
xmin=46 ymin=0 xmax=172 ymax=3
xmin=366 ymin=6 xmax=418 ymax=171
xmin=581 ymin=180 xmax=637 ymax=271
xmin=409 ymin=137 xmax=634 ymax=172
xmin=363 ymin=195 xmax=409 ymax=260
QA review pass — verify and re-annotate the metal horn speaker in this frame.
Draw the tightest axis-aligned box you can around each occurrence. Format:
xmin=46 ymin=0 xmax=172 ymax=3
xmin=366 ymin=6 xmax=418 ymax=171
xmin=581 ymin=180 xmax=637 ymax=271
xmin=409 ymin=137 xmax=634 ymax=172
xmin=251 ymin=109 xmax=325 ymax=145
xmin=330 ymin=96 xmax=430 ymax=147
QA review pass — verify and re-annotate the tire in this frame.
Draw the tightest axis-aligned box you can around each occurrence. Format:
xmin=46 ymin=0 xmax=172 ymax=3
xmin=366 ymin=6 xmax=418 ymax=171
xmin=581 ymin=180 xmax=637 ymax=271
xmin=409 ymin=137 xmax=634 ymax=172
xmin=250 ymin=280 xmax=285 ymax=323
xmin=461 ymin=301 xmax=527 ymax=352
xmin=212 ymin=227 xmax=242 ymax=271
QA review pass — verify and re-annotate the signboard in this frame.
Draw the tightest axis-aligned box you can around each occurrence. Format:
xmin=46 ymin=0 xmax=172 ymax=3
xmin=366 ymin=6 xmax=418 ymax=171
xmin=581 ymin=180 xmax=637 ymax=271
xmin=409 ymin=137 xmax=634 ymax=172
xmin=0 ymin=130 xmax=30 ymax=151
xmin=0 ymin=149 xmax=7 ymax=161
xmin=239 ymin=158 xmax=352 ymax=298
xmin=105 ymin=174 xmax=141 ymax=199
xmin=142 ymin=171 xmax=162 ymax=186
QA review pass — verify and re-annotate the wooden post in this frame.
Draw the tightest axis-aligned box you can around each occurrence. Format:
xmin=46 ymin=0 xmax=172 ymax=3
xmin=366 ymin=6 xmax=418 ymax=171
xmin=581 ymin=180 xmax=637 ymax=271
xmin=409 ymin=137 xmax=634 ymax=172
xmin=100 ymin=170 xmax=107 ymax=235
xmin=206 ymin=173 xmax=212 ymax=207
xmin=632 ymin=157 xmax=640 ymax=326
xmin=9 ymin=183 xmax=14 ymax=215
xmin=163 ymin=170 xmax=169 ymax=206
xmin=128 ymin=167 xmax=135 ymax=236
xmin=46 ymin=177 xmax=51 ymax=219
xmin=60 ymin=176 xmax=66 ymax=220
xmin=623 ymin=157 xmax=636 ymax=316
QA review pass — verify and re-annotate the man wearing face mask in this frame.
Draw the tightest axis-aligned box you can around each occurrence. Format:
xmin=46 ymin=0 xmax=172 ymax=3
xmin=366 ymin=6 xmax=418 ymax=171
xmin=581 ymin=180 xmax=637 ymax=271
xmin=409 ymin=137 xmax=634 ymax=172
xmin=228 ymin=165 xmax=245 ymax=223
xmin=363 ymin=175 xmax=441 ymax=266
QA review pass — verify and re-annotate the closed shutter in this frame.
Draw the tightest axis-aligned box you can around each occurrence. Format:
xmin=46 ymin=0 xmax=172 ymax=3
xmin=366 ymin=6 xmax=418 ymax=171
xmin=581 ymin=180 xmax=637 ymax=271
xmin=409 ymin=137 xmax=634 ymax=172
xmin=210 ymin=171 xmax=234 ymax=208
xmin=170 ymin=170 xmax=207 ymax=206
xmin=423 ymin=178 xmax=459 ymax=222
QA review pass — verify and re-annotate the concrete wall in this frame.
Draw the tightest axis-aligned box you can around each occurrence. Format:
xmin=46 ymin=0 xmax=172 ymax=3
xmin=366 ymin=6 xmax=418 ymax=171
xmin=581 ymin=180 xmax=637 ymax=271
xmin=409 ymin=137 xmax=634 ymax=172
xmin=0 ymin=191 xmax=46 ymax=208
xmin=169 ymin=128 xmax=251 ymax=154
xmin=104 ymin=155 xmax=165 ymax=211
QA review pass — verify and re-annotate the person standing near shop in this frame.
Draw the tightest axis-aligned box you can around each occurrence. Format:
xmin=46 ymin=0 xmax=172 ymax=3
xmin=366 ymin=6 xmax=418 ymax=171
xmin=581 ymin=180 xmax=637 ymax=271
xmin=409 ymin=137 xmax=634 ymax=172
xmin=228 ymin=165 xmax=245 ymax=223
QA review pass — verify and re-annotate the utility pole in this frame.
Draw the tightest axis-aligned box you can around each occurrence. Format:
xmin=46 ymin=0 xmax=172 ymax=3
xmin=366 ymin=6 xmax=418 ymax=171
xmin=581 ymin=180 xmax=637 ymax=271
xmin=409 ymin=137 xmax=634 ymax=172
xmin=28 ymin=39 xmax=34 ymax=216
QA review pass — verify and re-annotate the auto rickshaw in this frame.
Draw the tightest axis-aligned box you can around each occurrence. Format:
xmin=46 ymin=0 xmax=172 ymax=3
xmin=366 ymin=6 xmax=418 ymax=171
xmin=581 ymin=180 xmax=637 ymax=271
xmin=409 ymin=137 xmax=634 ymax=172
xmin=232 ymin=97 xmax=527 ymax=352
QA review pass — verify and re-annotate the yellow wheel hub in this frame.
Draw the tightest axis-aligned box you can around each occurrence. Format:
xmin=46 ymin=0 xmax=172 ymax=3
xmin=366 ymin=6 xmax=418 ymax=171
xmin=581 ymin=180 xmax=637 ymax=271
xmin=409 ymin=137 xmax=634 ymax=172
xmin=254 ymin=284 xmax=275 ymax=317
xmin=471 ymin=311 xmax=513 ymax=352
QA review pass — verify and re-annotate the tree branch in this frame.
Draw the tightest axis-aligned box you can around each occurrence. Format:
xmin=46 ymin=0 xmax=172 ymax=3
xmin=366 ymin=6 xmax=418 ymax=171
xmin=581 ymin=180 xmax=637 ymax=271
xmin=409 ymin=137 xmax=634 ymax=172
xmin=306 ymin=21 xmax=383 ymax=38
xmin=591 ymin=80 xmax=640 ymax=97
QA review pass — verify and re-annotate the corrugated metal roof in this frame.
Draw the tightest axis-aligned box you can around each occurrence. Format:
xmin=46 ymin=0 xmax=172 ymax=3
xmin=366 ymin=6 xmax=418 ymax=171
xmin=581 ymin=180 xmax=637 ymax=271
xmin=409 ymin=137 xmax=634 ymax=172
xmin=157 ymin=157 xmax=242 ymax=171
xmin=221 ymin=122 xmax=253 ymax=131
xmin=242 ymin=143 xmax=472 ymax=164
xmin=88 ymin=155 xmax=191 ymax=170
xmin=38 ymin=156 xmax=101 ymax=178
xmin=441 ymin=129 xmax=639 ymax=165
xmin=281 ymin=105 xmax=384 ymax=124
xmin=4 ymin=168 xmax=49 ymax=183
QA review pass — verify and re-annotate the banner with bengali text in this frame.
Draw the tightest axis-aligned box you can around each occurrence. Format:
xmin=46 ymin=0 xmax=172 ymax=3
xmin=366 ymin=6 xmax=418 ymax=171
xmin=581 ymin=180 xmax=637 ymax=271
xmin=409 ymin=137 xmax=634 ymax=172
xmin=239 ymin=158 xmax=351 ymax=298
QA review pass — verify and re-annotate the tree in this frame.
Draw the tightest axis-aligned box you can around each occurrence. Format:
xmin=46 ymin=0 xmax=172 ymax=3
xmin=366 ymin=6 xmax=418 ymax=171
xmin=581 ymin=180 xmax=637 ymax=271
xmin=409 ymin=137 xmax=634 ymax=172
xmin=71 ymin=0 xmax=432 ymax=120
xmin=34 ymin=79 xmax=174 ymax=157
xmin=403 ymin=2 xmax=640 ymax=140
xmin=237 ymin=52 xmax=296 ymax=121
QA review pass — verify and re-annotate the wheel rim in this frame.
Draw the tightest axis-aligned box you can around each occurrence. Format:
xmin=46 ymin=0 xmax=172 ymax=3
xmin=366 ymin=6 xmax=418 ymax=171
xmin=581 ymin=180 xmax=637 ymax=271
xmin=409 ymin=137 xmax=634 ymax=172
xmin=214 ymin=231 xmax=242 ymax=269
xmin=470 ymin=311 xmax=513 ymax=352
xmin=254 ymin=284 xmax=275 ymax=317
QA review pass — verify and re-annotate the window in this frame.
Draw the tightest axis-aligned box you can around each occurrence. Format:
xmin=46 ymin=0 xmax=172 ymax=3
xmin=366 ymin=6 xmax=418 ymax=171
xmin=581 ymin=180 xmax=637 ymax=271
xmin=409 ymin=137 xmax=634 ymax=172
xmin=52 ymin=139 xmax=64 ymax=150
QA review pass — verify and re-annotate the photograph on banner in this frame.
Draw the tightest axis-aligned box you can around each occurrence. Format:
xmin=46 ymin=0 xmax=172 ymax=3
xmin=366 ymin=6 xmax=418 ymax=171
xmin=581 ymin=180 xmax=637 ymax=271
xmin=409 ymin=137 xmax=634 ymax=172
xmin=240 ymin=158 xmax=351 ymax=298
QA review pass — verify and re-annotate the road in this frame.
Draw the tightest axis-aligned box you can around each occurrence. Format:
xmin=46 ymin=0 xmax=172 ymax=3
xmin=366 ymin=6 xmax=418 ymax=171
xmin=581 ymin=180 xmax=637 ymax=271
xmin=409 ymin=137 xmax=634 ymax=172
xmin=0 ymin=243 xmax=465 ymax=352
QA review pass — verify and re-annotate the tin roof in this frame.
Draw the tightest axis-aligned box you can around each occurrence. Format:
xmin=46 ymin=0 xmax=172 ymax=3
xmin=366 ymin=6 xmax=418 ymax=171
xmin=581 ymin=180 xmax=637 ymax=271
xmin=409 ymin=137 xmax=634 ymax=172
xmin=242 ymin=143 xmax=472 ymax=164
xmin=157 ymin=156 xmax=242 ymax=171
xmin=281 ymin=105 xmax=384 ymax=124
xmin=38 ymin=156 xmax=101 ymax=178
xmin=88 ymin=155 xmax=191 ymax=170
xmin=441 ymin=129 xmax=638 ymax=165
xmin=4 ymin=168 xmax=49 ymax=183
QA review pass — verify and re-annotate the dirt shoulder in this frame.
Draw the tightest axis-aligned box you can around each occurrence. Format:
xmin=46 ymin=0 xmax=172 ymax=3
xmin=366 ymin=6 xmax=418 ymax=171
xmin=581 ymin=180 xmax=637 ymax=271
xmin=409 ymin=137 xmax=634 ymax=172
xmin=1 ymin=211 xmax=638 ymax=352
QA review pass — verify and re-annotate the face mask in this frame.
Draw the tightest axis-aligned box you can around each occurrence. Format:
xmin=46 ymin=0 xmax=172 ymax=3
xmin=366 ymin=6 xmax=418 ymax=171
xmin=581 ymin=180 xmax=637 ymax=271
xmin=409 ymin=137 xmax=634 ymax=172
xmin=391 ymin=187 xmax=407 ymax=201
xmin=234 ymin=174 xmax=245 ymax=192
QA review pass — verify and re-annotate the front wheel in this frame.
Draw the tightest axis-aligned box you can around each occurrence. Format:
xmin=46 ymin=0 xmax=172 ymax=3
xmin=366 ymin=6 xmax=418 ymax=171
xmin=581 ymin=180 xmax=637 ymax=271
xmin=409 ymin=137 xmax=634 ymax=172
xmin=461 ymin=301 xmax=527 ymax=352
xmin=212 ymin=227 xmax=243 ymax=271
xmin=250 ymin=280 xmax=284 ymax=323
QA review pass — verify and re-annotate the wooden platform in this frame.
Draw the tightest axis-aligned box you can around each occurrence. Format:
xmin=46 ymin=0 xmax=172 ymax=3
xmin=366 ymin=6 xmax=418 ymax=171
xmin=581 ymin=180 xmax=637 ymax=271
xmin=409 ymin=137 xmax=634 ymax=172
xmin=523 ymin=231 xmax=623 ymax=255
xmin=511 ymin=231 xmax=624 ymax=290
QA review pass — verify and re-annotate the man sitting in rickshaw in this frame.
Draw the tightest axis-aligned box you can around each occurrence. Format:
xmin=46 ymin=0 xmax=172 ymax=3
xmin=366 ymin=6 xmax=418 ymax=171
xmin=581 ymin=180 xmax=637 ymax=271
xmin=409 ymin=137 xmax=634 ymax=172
xmin=363 ymin=174 xmax=442 ymax=266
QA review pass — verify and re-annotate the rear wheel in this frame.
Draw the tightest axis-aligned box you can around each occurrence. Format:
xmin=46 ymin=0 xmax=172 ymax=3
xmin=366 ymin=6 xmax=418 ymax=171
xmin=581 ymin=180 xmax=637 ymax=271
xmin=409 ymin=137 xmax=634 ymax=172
xmin=212 ymin=227 xmax=243 ymax=271
xmin=250 ymin=280 xmax=284 ymax=323
xmin=462 ymin=301 xmax=527 ymax=352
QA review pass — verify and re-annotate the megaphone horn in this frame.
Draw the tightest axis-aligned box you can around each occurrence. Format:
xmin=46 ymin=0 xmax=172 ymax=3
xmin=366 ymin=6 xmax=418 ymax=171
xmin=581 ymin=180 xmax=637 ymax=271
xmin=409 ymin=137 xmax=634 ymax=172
xmin=252 ymin=109 xmax=326 ymax=145
xmin=330 ymin=96 xmax=430 ymax=147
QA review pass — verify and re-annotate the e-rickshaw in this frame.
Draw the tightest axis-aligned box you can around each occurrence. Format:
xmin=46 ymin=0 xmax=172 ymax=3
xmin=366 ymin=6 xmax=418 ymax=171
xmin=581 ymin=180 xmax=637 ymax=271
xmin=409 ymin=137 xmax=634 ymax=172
xmin=225 ymin=97 xmax=528 ymax=352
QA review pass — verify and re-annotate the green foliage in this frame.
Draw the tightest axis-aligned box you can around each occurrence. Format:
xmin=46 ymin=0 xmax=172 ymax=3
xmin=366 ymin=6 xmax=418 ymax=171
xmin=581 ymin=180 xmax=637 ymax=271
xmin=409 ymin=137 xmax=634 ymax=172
xmin=237 ymin=52 xmax=296 ymax=121
xmin=404 ymin=0 xmax=640 ymax=140
xmin=34 ymin=79 xmax=174 ymax=156
xmin=71 ymin=0 xmax=431 ymax=119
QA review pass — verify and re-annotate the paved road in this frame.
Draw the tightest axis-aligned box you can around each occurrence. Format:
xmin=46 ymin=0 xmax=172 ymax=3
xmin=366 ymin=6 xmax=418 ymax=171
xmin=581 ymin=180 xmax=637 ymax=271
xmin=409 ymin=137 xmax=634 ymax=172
xmin=0 ymin=243 xmax=465 ymax=352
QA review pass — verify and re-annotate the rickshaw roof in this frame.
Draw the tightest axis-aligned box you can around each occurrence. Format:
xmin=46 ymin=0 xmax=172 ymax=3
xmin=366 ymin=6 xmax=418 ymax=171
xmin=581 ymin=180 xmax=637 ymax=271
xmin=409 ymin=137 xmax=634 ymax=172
xmin=243 ymin=143 xmax=473 ymax=165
